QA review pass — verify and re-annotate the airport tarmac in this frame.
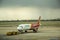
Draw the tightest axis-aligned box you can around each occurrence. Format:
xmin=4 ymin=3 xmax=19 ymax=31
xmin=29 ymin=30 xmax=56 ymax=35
xmin=0 ymin=26 xmax=60 ymax=40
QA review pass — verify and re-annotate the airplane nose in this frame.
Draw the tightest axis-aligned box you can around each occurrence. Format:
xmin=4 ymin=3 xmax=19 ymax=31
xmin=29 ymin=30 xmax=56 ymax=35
xmin=17 ymin=26 xmax=23 ymax=30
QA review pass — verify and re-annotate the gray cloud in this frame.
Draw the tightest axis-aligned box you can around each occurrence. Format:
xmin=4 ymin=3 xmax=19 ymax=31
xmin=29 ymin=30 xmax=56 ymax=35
xmin=0 ymin=0 xmax=60 ymax=8
xmin=0 ymin=0 xmax=60 ymax=20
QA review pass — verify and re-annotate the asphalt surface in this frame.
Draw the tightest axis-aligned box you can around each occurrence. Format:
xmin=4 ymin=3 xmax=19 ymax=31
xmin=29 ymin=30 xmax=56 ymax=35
xmin=0 ymin=26 xmax=60 ymax=40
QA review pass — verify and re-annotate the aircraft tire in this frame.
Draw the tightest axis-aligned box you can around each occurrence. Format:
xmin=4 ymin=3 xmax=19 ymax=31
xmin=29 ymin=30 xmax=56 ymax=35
xmin=18 ymin=30 xmax=23 ymax=34
xmin=33 ymin=28 xmax=38 ymax=32
xmin=25 ymin=30 xmax=27 ymax=32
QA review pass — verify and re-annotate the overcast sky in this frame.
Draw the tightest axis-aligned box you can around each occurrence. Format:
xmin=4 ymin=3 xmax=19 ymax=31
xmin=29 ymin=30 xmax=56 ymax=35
xmin=0 ymin=0 xmax=60 ymax=20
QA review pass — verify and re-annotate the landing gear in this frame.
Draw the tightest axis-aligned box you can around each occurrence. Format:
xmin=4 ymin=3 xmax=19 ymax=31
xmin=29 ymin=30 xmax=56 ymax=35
xmin=25 ymin=30 xmax=27 ymax=32
xmin=18 ymin=30 xmax=28 ymax=33
xmin=18 ymin=30 xmax=23 ymax=34
xmin=33 ymin=28 xmax=38 ymax=32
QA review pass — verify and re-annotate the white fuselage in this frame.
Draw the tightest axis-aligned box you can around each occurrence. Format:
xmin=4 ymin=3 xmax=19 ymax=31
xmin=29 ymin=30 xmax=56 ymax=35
xmin=17 ymin=24 xmax=31 ymax=30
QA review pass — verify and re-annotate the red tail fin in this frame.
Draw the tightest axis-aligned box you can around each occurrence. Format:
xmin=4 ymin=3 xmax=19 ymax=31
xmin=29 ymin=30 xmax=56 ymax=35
xmin=31 ymin=16 xmax=41 ymax=27
xmin=37 ymin=16 xmax=41 ymax=25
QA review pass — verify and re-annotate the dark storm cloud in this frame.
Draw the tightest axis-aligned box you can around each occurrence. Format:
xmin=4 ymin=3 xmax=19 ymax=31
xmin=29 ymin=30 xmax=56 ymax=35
xmin=0 ymin=0 xmax=60 ymax=8
xmin=57 ymin=0 xmax=60 ymax=7
xmin=0 ymin=0 xmax=2 ymax=5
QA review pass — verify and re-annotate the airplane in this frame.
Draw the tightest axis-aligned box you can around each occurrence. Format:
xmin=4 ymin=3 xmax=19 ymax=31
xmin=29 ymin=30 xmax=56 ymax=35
xmin=17 ymin=16 xmax=41 ymax=33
